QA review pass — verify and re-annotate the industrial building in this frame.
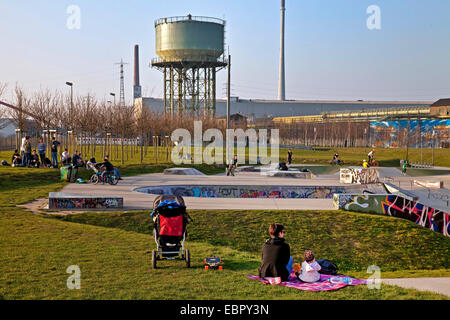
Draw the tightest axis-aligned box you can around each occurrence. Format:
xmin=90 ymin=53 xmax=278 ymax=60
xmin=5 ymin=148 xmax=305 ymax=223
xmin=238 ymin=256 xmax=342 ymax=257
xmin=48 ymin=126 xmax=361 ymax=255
xmin=136 ymin=96 xmax=432 ymax=120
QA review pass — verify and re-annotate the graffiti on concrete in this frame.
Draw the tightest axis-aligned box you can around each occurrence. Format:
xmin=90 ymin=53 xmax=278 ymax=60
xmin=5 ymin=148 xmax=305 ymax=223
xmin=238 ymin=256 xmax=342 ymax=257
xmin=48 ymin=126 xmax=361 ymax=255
xmin=49 ymin=196 xmax=123 ymax=209
xmin=136 ymin=185 xmax=368 ymax=199
xmin=340 ymin=168 xmax=379 ymax=184
xmin=335 ymin=193 xmax=450 ymax=237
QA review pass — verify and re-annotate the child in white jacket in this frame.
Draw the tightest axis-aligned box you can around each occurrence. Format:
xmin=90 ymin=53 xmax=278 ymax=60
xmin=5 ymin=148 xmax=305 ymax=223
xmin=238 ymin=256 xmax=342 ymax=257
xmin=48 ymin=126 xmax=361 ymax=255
xmin=298 ymin=250 xmax=321 ymax=283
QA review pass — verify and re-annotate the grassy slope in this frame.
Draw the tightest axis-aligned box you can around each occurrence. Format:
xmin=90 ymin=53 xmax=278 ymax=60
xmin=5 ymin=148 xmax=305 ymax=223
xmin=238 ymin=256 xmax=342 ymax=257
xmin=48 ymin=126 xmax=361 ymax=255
xmin=0 ymin=159 xmax=449 ymax=299
xmin=49 ymin=210 xmax=450 ymax=273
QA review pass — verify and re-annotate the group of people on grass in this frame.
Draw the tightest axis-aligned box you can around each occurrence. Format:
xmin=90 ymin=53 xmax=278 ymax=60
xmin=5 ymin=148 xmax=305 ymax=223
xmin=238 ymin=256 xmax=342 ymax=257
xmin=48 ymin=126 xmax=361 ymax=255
xmin=5 ymin=136 xmax=54 ymax=168
xmin=259 ymin=223 xmax=322 ymax=283
xmin=3 ymin=136 xmax=122 ymax=179
xmin=5 ymin=136 xmax=76 ymax=168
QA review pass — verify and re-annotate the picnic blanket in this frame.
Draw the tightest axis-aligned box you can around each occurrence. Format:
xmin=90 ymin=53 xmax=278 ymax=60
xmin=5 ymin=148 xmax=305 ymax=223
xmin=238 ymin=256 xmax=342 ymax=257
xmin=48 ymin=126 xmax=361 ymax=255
xmin=247 ymin=272 xmax=367 ymax=291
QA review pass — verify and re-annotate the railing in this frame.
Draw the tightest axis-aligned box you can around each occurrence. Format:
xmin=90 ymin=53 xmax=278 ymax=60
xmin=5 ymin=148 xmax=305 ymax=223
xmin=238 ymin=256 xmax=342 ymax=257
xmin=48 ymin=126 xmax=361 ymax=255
xmin=383 ymin=176 xmax=449 ymax=207
xmin=412 ymin=180 xmax=449 ymax=207
xmin=155 ymin=16 xmax=225 ymax=26
xmin=151 ymin=55 xmax=228 ymax=65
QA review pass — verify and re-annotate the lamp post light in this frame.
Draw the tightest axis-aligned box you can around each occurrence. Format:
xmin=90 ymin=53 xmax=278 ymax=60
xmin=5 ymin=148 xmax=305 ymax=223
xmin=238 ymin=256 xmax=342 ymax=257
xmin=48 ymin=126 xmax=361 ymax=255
xmin=65 ymin=82 xmax=73 ymax=127
xmin=110 ymin=93 xmax=116 ymax=106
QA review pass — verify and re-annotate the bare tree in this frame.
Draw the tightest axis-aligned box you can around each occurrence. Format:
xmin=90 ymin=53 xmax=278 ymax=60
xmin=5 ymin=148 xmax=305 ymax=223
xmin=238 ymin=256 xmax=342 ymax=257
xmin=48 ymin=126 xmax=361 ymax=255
xmin=8 ymin=84 xmax=30 ymax=133
xmin=0 ymin=82 xmax=8 ymax=130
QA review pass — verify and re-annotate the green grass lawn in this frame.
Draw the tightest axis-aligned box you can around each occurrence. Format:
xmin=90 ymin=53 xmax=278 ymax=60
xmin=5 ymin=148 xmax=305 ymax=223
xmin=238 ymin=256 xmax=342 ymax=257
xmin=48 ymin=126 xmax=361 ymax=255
xmin=0 ymin=156 xmax=449 ymax=299
xmin=281 ymin=147 xmax=450 ymax=167
xmin=4 ymin=146 xmax=450 ymax=169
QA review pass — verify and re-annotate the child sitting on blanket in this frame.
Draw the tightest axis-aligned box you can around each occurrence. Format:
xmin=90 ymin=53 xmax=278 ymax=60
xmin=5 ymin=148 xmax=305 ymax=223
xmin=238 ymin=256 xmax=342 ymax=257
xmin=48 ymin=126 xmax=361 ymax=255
xmin=297 ymin=250 xmax=321 ymax=283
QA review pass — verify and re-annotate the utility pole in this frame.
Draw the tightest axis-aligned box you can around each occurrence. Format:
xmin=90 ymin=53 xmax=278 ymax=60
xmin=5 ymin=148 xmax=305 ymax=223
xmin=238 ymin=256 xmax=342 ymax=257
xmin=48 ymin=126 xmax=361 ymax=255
xmin=227 ymin=54 xmax=231 ymax=130
xmin=115 ymin=59 xmax=128 ymax=107
xmin=278 ymin=0 xmax=286 ymax=101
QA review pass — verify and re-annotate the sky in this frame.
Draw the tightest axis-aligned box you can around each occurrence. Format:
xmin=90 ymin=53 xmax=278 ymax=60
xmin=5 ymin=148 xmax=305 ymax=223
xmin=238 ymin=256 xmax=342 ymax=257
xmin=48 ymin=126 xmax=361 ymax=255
xmin=0 ymin=0 xmax=449 ymax=104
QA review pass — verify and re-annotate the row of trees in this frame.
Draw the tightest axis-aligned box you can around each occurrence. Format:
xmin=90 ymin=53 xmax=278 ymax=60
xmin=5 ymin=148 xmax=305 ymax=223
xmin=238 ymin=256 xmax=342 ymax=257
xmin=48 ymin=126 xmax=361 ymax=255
xmin=274 ymin=120 xmax=371 ymax=148
xmin=0 ymin=82 xmax=229 ymax=163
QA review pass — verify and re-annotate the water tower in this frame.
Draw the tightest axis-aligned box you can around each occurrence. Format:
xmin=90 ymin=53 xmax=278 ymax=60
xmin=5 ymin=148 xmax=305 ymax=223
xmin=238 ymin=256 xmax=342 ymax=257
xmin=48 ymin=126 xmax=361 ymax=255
xmin=151 ymin=14 xmax=227 ymax=117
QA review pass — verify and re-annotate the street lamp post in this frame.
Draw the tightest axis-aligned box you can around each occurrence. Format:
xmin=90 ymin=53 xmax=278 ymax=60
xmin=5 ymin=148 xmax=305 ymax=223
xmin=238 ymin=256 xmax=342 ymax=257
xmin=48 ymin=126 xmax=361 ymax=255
xmin=110 ymin=93 xmax=116 ymax=106
xmin=65 ymin=82 xmax=73 ymax=123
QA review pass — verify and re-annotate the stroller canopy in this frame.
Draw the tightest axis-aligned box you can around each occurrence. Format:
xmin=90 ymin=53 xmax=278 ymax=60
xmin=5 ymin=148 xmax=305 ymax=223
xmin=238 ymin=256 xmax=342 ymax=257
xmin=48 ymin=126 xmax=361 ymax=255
xmin=151 ymin=200 xmax=186 ymax=217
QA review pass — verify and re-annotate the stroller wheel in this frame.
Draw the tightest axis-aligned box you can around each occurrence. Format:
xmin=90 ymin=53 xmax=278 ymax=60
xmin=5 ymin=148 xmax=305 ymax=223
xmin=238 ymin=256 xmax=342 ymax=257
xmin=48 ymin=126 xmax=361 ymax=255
xmin=185 ymin=249 xmax=190 ymax=268
xmin=152 ymin=250 xmax=157 ymax=269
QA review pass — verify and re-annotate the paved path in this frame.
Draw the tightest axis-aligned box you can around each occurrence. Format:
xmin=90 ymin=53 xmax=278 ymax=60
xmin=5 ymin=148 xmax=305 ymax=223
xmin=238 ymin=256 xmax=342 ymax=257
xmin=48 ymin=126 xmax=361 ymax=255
xmin=381 ymin=277 xmax=450 ymax=297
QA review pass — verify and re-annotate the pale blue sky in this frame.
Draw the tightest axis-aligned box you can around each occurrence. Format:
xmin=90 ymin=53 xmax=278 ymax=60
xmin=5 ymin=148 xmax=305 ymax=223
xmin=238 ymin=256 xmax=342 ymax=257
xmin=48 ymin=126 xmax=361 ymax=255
xmin=0 ymin=0 xmax=449 ymax=103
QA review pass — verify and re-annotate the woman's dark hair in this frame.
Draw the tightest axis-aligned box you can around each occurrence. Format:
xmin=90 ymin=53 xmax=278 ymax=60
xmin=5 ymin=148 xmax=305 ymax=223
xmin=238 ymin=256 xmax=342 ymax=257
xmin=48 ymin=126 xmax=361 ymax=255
xmin=269 ymin=223 xmax=284 ymax=238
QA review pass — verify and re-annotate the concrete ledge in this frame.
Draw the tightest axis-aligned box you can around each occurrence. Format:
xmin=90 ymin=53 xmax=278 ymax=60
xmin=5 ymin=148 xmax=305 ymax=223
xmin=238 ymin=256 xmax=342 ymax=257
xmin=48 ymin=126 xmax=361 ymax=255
xmin=383 ymin=182 xmax=418 ymax=201
xmin=163 ymin=168 xmax=206 ymax=176
xmin=261 ymin=170 xmax=312 ymax=179
xmin=414 ymin=179 xmax=443 ymax=189
xmin=340 ymin=167 xmax=379 ymax=184
xmin=49 ymin=192 xmax=123 ymax=210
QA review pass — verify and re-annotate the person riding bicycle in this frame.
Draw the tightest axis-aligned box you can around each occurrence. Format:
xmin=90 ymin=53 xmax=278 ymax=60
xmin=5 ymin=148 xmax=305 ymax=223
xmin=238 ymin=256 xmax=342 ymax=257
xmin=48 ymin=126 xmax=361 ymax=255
xmin=368 ymin=149 xmax=375 ymax=163
xmin=100 ymin=156 xmax=114 ymax=184
xmin=332 ymin=153 xmax=341 ymax=165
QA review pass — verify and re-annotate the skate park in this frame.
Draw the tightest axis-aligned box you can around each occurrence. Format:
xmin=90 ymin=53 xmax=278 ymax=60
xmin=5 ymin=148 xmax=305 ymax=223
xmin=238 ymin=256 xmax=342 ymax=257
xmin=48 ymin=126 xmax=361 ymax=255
xmin=46 ymin=163 xmax=450 ymax=238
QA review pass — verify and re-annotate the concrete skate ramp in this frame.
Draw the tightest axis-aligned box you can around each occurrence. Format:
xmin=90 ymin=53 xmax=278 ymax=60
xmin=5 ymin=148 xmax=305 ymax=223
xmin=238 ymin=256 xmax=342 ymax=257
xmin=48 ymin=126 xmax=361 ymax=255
xmin=163 ymin=168 xmax=206 ymax=176
xmin=261 ymin=170 xmax=313 ymax=179
xmin=335 ymin=192 xmax=450 ymax=237
xmin=135 ymin=184 xmax=374 ymax=199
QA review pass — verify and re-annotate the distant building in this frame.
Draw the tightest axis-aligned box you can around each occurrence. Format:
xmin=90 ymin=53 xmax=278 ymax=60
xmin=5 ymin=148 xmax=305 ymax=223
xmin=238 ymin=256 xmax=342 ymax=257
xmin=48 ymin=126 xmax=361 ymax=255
xmin=135 ymin=97 xmax=431 ymax=119
xmin=430 ymin=99 xmax=450 ymax=117
xmin=217 ymin=113 xmax=248 ymax=128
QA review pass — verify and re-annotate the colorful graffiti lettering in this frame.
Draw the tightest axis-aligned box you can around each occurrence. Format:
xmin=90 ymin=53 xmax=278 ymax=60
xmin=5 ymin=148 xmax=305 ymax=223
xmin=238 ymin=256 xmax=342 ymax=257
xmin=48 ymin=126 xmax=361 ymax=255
xmin=49 ymin=197 xmax=123 ymax=209
xmin=137 ymin=185 xmax=359 ymax=200
xmin=336 ymin=193 xmax=450 ymax=237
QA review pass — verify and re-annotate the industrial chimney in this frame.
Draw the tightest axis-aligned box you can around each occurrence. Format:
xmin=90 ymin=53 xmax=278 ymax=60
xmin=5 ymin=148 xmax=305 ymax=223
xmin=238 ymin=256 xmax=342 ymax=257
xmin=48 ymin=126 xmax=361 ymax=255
xmin=133 ymin=44 xmax=142 ymax=99
xmin=278 ymin=0 xmax=286 ymax=101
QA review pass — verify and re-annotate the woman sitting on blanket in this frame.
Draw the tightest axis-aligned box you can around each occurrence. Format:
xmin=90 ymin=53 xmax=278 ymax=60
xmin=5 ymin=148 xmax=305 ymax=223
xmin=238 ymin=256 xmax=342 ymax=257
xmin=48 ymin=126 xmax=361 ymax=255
xmin=297 ymin=250 xmax=321 ymax=283
xmin=259 ymin=223 xmax=293 ymax=282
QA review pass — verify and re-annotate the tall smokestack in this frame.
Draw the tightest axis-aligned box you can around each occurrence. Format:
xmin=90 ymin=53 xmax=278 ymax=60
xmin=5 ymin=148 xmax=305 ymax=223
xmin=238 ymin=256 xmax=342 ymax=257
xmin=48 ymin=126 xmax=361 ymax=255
xmin=133 ymin=44 xmax=142 ymax=99
xmin=278 ymin=0 xmax=286 ymax=101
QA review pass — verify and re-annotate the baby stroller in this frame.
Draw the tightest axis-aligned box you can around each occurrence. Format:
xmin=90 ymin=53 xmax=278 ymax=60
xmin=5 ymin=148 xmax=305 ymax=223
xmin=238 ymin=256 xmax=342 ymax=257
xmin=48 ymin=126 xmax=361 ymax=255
xmin=151 ymin=195 xmax=192 ymax=269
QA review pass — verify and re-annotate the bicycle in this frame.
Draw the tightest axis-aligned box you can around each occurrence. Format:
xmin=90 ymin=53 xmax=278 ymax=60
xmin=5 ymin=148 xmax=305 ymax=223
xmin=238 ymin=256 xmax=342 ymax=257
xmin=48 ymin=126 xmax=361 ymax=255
xmin=368 ymin=159 xmax=379 ymax=167
xmin=88 ymin=162 xmax=119 ymax=185
xmin=91 ymin=171 xmax=119 ymax=185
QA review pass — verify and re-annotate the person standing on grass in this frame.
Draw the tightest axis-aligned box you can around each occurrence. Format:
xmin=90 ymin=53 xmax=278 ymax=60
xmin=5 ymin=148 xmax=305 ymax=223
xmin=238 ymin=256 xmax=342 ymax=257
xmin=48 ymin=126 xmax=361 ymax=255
xmin=20 ymin=136 xmax=26 ymax=166
xmin=37 ymin=138 xmax=46 ymax=167
xmin=287 ymin=150 xmax=293 ymax=165
xmin=23 ymin=136 xmax=32 ymax=167
xmin=259 ymin=223 xmax=293 ymax=282
xmin=51 ymin=136 xmax=60 ymax=168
